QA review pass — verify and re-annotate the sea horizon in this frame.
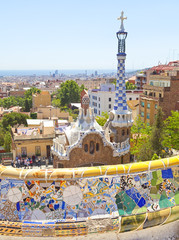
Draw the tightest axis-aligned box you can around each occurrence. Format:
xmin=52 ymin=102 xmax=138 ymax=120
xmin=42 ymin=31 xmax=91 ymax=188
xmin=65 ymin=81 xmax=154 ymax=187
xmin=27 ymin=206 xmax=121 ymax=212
xmin=0 ymin=69 xmax=137 ymax=77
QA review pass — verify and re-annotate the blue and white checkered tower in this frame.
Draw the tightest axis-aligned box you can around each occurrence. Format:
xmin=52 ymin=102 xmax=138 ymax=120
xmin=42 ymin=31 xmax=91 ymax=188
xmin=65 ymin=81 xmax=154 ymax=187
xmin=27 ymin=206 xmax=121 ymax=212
xmin=110 ymin=11 xmax=133 ymax=128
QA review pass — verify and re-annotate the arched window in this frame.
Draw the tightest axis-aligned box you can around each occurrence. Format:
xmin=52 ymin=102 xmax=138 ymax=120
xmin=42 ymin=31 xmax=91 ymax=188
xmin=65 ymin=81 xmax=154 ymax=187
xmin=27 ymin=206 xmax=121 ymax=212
xmin=122 ymin=115 xmax=125 ymax=119
xmin=122 ymin=129 xmax=125 ymax=136
xmin=90 ymin=141 xmax=94 ymax=154
xmin=96 ymin=143 xmax=99 ymax=151
xmin=84 ymin=144 xmax=88 ymax=152
xmin=127 ymin=129 xmax=129 ymax=135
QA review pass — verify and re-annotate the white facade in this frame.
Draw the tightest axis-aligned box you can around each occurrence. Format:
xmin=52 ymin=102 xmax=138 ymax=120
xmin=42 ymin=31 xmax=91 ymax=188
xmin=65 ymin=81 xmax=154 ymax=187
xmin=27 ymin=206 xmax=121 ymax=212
xmin=88 ymin=86 xmax=141 ymax=116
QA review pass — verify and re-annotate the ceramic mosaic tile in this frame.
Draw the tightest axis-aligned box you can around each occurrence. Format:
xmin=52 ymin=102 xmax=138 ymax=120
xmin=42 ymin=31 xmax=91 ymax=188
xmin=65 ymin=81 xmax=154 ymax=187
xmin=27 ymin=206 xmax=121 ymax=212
xmin=0 ymin=165 xmax=178 ymax=236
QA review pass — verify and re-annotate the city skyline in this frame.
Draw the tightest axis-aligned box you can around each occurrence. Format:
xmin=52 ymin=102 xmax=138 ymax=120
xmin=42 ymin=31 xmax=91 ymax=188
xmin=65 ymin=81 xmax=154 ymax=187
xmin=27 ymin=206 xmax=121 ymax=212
xmin=0 ymin=0 xmax=178 ymax=70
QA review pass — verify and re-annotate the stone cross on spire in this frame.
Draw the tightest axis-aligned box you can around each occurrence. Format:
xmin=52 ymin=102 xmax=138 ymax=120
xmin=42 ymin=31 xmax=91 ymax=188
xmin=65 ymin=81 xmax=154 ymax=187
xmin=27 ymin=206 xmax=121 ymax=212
xmin=117 ymin=11 xmax=127 ymax=32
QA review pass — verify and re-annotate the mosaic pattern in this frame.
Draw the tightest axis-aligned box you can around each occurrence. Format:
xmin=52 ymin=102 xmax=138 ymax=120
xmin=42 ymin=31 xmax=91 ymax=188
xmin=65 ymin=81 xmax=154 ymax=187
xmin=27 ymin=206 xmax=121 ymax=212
xmin=0 ymin=167 xmax=178 ymax=223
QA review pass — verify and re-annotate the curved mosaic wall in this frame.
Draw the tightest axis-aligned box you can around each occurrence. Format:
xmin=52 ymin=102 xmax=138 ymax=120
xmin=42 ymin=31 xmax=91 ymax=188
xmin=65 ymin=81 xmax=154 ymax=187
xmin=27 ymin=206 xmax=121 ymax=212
xmin=0 ymin=156 xmax=178 ymax=237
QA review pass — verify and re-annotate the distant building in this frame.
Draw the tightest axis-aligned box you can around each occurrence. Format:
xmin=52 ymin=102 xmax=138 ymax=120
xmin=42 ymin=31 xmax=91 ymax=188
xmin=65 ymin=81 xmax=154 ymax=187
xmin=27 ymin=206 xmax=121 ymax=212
xmin=88 ymin=84 xmax=115 ymax=115
xmin=135 ymin=71 xmax=147 ymax=89
xmin=32 ymin=91 xmax=51 ymax=112
xmin=76 ymin=78 xmax=106 ymax=90
xmin=88 ymin=84 xmax=141 ymax=116
xmin=140 ymin=71 xmax=179 ymax=125
xmin=12 ymin=120 xmax=55 ymax=159
xmin=37 ymin=106 xmax=72 ymax=121
xmin=0 ymin=92 xmax=8 ymax=98
xmin=9 ymin=90 xmax=25 ymax=98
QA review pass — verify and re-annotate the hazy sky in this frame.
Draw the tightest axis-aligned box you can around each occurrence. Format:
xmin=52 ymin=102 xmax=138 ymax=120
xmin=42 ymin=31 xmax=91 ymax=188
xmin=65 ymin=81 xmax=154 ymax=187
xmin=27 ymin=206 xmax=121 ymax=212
xmin=0 ymin=0 xmax=178 ymax=70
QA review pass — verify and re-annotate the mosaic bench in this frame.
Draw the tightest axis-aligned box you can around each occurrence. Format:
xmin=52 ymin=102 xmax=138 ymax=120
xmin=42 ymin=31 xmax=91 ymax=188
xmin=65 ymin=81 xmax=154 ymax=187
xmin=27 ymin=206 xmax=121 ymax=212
xmin=0 ymin=156 xmax=178 ymax=237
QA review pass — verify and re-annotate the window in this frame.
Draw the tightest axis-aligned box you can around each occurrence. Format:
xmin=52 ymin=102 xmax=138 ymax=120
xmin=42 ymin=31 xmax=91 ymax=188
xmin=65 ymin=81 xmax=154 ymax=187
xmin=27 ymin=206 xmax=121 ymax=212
xmin=35 ymin=146 xmax=41 ymax=156
xmin=149 ymin=92 xmax=153 ymax=96
xmin=122 ymin=129 xmax=125 ymax=136
xmin=159 ymin=93 xmax=162 ymax=98
xmin=21 ymin=147 xmax=27 ymax=157
xmin=147 ymin=113 xmax=150 ymax=119
xmin=109 ymin=98 xmax=111 ymax=102
xmin=118 ymin=115 xmax=120 ymax=119
xmin=99 ymin=97 xmax=100 ymax=101
xmin=58 ymin=163 xmax=64 ymax=168
xmin=84 ymin=144 xmax=88 ymax=152
xmin=141 ymin=101 xmax=144 ymax=107
xmin=99 ymin=110 xmax=100 ymax=115
xmin=129 ymin=97 xmax=132 ymax=100
xmin=121 ymin=156 xmax=124 ymax=164
xmin=109 ymin=104 xmax=111 ymax=109
xmin=90 ymin=141 xmax=94 ymax=154
xmin=145 ymin=91 xmax=147 ymax=95
xmin=96 ymin=143 xmax=99 ymax=151
xmin=141 ymin=111 xmax=144 ymax=117
xmin=94 ymin=108 xmax=97 ymax=114
xmin=154 ymin=93 xmax=156 ymax=97
xmin=155 ymin=104 xmax=158 ymax=109
xmin=136 ymin=98 xmax=138 ymax=100
xmin=127 ymin=129 xmax=129 ymax=135
xmin=99 ymin=104 xmax=100 ymax=108
xmin=147 ymin=103 xmax=150 ymax=109
xmin=109 ymin=88 xmax=111 ymax=91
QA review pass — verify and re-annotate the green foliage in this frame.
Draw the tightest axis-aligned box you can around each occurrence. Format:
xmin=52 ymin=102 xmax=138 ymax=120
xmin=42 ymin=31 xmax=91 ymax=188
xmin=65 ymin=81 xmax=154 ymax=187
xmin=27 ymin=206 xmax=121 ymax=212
xmin=52 ymin=99 xmax=61 ymax=108
xmin=163 ymin=111 xmax=179 ymax=150
xmin=24 ymin=87 xmax=41 ymax=99
xmin=130 ymin=115 xmax=152 ymax=161
xmin=150 ymin=107 xmax=165 ymax=156
xmin=151 ymin=153 xmax=160 ymax=160
xmin=0 ymin=87 xmax=40 ymax=112
xmin=56 ymin=80 xmax=82 ymax=106
xmin=125 ymin=81 xmax=136 ymax=90
xmin=0 ymin=123 xmax=4 ymax=146
xmin=2 ymin=112 xmax=29 ymax=131
xmin=0 ymin=96 xmax=25 ymax=109
xmin=95 ymin=112 xmax=109 ymax=126
xmin=130 ymin=108 xmax=178 ymax=161
xmin=30 ymin=112 xmax=37 ymax=119
xmin=111 ymin=79 xmax=117 ymax=86
xmin=4 ymin=132 xmax=11 ymax=152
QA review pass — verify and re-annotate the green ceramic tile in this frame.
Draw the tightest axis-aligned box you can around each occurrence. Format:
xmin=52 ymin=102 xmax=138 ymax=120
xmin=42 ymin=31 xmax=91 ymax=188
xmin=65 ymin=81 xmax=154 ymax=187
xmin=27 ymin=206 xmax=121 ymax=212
xmin=174 ymin=192 xmax=179 ymax=205
xmin=150 ymin=187 xmax=158 ymax=194
xmin=159 ymin=194 xmax=174 ymax=209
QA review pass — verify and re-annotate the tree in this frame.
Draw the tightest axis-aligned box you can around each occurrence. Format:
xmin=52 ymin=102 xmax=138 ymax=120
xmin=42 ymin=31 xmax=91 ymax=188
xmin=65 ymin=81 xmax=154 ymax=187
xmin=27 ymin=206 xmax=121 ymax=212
xmin=24 ymin=99 xmax=30 ymax=112
xmin=4 ymin=132 xmax=11 ymax=152
xmin=125 ymin=81 xmax=136 ymax=90
xmin=96 ymin=112 xmax=109 ymax=126
xmin=150 ymin=107 xmax=165 ymax=156
xmin=56 ymin=80 xmax=81 ymax=106
xmin=24 ymin=87 xmax=41 ymax=99
xmin=52 ymin=99 xmax=61 ymax=108
xmin=2 ymin=112 xmax=29 ymax=131
xmin=130 ymin=115 xmax=152 ymax=161
xmin=163 ymin=111 xmax=179 ymax=150
xmin=0 ymin=124 xmax=4 ymax=146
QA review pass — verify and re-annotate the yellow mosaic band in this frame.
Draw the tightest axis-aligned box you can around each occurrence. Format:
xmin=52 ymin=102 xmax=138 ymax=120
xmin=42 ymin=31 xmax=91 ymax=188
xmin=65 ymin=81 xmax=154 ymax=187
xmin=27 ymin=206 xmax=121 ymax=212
xmin=0 ymin=156 xmax=178 ymax=180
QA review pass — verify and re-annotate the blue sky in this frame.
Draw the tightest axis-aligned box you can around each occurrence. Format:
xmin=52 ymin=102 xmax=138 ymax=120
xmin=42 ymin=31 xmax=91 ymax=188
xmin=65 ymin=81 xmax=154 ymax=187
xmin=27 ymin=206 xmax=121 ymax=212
xmin=0 ymin=0 xmax=178 ymax=70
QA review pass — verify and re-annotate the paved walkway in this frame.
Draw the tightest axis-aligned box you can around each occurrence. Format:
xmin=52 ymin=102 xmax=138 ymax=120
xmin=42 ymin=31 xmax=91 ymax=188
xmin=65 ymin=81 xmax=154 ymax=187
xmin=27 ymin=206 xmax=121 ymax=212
xmin=0 ymin=220 xmax=178 ymax=240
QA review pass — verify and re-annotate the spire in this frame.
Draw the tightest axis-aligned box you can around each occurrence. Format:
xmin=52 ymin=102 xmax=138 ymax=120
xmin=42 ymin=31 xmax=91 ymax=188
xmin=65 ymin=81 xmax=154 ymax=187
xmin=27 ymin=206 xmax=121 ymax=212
xmin=110 ymin=12 xmax=133 ymax=127
xmin=113 ymin=11 xmax=128 ymax=114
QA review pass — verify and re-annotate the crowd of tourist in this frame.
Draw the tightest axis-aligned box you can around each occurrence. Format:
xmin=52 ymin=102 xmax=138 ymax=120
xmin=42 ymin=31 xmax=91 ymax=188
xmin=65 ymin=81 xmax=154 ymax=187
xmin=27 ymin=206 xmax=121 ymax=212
xmin=11 ymin=155 xmax=50 ymax=169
